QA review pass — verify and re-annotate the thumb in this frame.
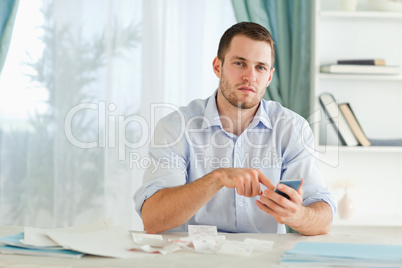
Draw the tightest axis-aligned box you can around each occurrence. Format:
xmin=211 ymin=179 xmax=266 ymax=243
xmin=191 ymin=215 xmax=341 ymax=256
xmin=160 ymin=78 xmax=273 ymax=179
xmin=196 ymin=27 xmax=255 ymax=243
xmin=297 ymin=178 xmax=304 ymax=195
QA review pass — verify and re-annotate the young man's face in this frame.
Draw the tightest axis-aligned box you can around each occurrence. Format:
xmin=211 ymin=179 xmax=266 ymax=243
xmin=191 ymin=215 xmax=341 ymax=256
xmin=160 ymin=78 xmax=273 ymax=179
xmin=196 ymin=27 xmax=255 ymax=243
xmin=213 ymin=34 xmax=275 ymax=110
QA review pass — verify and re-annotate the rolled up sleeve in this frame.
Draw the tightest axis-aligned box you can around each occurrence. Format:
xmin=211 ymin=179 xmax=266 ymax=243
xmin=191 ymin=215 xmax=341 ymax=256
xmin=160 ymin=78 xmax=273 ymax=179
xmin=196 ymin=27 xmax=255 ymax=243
xmin=280 ymin=120 xmax=337 ymax=219
xmin=133 ymin=113 xmax=188 ymax=217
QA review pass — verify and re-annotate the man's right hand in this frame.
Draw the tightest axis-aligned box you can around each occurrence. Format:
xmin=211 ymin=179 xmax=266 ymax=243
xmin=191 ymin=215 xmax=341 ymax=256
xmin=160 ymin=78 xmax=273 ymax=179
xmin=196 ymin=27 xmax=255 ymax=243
xmin=216 ymin=168 xmax=275 ymax=197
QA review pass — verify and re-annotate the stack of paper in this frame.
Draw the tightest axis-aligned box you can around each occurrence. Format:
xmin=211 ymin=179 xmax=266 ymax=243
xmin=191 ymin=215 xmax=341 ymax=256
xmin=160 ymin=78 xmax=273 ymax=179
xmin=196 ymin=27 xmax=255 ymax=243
xmin=0 ymin=232 xmax=84 ymax=258
xmin=281 ymin=242 xmax=402 ymax=267
xmin=0 ymin=218 xmax=151 ymax=259
xmin=0 ymin=244 xmax=84 ymax=258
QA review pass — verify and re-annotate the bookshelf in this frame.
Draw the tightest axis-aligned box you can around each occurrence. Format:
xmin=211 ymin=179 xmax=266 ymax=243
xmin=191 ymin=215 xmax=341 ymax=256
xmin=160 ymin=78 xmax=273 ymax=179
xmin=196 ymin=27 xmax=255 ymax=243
xmin=312 ymin=0 xmax=402 ymax=232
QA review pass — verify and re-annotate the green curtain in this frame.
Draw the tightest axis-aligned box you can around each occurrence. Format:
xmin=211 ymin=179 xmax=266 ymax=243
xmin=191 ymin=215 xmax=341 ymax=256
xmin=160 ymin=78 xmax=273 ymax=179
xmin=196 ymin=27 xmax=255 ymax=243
xmin=231 ymin=0 xmax=312 ymax=119
xmin=0 ymin=0 xmax=19 ymax=74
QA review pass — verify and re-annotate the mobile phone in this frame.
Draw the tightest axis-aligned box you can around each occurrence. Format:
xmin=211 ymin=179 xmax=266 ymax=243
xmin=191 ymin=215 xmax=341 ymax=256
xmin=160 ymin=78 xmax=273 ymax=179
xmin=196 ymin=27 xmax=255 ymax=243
xmin=274 ymin=179 xmax=302 ymax=199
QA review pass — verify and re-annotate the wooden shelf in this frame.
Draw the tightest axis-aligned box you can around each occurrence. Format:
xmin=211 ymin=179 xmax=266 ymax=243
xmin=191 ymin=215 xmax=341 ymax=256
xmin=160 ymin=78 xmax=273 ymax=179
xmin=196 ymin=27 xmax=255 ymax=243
xmin=320 ymin=11 xmax=402 ymax=19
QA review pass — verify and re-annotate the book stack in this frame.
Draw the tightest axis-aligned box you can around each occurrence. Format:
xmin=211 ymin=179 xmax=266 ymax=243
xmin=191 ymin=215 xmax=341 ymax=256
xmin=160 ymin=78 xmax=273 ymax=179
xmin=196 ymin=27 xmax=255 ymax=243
xmin=281 ymin=242 xmax=402 ymax=266
xmin=320 ymin=59 xmax=400 ymax=75
xmin=319 ymin=93 xmax=402 ymax=147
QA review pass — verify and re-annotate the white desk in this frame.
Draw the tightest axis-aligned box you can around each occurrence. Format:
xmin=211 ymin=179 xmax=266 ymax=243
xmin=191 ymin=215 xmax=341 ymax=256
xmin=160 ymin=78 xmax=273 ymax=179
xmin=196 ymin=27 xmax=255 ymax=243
xmin=1 ymin=226 xmax=402 ymax=268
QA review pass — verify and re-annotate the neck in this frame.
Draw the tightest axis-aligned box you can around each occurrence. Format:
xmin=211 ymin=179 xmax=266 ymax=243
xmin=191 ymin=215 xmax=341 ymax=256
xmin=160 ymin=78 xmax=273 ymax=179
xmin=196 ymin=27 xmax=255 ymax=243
xmin=216 ymin=93 xmax=259 ymax=136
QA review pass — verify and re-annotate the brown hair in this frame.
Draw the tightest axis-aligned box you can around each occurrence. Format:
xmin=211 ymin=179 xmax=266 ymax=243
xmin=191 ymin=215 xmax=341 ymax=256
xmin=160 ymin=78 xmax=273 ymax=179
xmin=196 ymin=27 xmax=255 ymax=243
xmin=217 ymin=22 xmax=275 ymax=67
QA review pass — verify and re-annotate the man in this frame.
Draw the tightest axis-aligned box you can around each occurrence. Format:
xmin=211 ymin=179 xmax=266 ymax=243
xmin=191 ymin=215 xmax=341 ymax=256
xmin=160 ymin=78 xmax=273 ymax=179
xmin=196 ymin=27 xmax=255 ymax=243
xmin=134 ymin=22 xmax=336 ymax=235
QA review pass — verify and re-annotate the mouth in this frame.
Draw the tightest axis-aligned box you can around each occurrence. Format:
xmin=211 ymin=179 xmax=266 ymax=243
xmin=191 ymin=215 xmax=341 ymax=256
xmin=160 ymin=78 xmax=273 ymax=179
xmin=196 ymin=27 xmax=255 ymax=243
xmin=237 ymin=86 xmax=255 ymax=93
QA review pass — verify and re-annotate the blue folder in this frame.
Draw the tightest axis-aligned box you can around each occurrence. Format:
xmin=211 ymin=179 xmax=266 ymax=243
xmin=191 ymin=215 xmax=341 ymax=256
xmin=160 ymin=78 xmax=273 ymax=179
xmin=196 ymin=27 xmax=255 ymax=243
xmin=281 ymin=242 xmax=402 ymax=266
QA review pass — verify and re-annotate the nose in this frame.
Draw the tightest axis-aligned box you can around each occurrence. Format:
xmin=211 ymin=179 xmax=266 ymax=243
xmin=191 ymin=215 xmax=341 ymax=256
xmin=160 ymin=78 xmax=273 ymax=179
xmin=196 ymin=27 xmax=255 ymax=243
xmin=242 ymin=67 xmax=257 ymax=83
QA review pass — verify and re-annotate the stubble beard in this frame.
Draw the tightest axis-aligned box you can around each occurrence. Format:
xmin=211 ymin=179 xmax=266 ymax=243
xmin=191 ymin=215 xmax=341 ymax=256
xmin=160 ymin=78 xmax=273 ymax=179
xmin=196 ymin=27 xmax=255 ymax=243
xmin=219 ymin=70 xmax=263 ymax=110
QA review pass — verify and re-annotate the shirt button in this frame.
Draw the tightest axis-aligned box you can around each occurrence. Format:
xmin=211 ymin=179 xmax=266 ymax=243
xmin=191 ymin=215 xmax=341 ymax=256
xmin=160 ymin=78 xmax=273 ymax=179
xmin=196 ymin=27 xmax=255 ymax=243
xmin=239 ymin=202 xmax=243 ymax=206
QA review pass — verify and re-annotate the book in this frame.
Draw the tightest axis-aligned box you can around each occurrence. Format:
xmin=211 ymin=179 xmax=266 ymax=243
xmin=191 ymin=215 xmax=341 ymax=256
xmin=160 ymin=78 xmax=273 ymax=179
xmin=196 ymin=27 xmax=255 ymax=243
xmin=320 ymin=64 xmax=400 ymax=75
xmin=338 ymin=103 xmax=402 ymax=147
xmin=370 ymin=139 xmax=402 ymax=146
xmin=319 ymin=93 xmax=359 ymax=146
xmin=339 ymin=103 xmax=371 ymax=146
xmin=337 ymin=59 xmax=386 ymax=66
xmin=320 ymin=94 xmax=402 ymax=147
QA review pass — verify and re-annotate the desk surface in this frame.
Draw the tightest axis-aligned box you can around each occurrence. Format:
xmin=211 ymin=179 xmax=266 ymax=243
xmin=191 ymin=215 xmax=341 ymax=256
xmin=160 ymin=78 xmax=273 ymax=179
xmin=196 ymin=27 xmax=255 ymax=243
xmin=1 ymin=226 xmax=402 ymax=268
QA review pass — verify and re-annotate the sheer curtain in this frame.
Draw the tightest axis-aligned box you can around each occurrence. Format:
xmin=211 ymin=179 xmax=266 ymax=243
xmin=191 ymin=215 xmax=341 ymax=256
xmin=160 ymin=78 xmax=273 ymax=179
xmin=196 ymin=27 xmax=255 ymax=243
xmin=0 ymin=0 xmax=236 ymax=230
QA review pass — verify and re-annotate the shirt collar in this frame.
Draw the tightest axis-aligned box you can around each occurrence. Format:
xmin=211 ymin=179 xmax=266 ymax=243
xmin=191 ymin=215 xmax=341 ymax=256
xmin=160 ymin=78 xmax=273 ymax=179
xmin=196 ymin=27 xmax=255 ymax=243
xmin=201 ymin=91 xmax=273 ymax=130
xmin=249 ymin=100 xmax=273 ymax=129
xmin=201 ymin=91 xmax=221 ymax=129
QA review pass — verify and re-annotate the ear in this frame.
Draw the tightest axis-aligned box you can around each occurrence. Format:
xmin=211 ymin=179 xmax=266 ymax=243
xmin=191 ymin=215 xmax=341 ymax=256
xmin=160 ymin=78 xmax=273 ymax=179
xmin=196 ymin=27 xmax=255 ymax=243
xmin=212 ymin=57 xmax=222 ymax=78
xmin=265 ymin=68 xmax=275 ymax=87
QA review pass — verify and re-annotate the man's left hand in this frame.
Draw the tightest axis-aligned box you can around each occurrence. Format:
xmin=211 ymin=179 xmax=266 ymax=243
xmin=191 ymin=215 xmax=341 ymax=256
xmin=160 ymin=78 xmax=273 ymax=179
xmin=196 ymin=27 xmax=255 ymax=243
xmin=255 ymin=179 xmax=305 ymax=227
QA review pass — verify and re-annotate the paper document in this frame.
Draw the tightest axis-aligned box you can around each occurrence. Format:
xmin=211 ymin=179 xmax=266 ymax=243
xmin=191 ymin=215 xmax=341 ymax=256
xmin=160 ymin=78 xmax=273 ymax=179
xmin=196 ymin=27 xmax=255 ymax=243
xmin=22 ymin=217 xmax=114 ymax=247
xmin=188 ymin=225 xmax=217 ymax=238
xmin=131 ymin=233 xmax=170 ymax=248
xmin=47 ymin=225 xmax=152 ymax=259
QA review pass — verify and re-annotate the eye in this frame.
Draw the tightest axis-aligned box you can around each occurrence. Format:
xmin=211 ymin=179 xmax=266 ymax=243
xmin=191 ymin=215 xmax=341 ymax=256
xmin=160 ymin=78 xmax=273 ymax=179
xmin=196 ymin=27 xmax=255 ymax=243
xmin=234 ymin=61 xmax=244 ymax=67
xmin=257 ymin=66 xmax=267 ymax=71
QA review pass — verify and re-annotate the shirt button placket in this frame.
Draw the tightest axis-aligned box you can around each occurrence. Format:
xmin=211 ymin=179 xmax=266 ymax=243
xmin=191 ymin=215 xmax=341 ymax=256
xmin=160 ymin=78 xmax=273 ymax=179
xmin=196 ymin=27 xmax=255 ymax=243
xmin=234 ymin=136 xmax=247 ymax=232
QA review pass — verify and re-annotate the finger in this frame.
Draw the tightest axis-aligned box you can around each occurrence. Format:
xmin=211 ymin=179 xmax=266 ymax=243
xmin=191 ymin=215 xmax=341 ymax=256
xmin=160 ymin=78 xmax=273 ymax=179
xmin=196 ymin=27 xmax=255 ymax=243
xmin=236 ymin=183 xmax=244 ymax=196
xmin=297 ymin=178 xmax=304 ymax=195
xmin=277 ymin=184 xmax=302 ymax=204
xmin=257 ymin=170 xmax=275 ymax=190
xmin=248 ymin=175 xmax=261 ymax=197
xmin=257 ymin=196 xmax=293 ymax=219
xmin=259 ymin=194 xmax=298 ymax=217
xmin=243 ymin=174 xmax=254 ymax=197
xmin=255 ymin=200 xmax=276 ymax=216
xmin=256 ymin=200 xmax=291 ymax=225
xmin=252 ymin=182 xmax=261 ymax=197
xmin=299 ymin=187 xmax=304 ymax=198
xmin=276 ymin=184 xmax=295 ymax=199
xmin=260 ymin=193 xmax=287 ymax=212
xmin=244 ymin=183 xmax=260 ymax=197
xmin=244 ymin=182 xmax=252 ymax=197
xmin=264 ymin=188 xmax=294 ymax=210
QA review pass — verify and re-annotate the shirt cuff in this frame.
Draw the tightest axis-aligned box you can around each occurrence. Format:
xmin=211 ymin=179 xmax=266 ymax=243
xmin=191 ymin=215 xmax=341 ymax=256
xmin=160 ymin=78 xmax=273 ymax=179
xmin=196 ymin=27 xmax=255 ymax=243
xmin=134 ymin=184 xmax=165 ymax=217
xmin=303 ymin=193 xmax=337 ymax=222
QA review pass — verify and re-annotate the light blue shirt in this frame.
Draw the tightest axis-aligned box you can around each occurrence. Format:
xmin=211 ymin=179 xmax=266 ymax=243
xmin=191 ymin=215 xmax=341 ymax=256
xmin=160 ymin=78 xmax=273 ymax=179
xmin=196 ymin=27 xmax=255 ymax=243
xmin=134 ymin=92 xmax=336 ymax=233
